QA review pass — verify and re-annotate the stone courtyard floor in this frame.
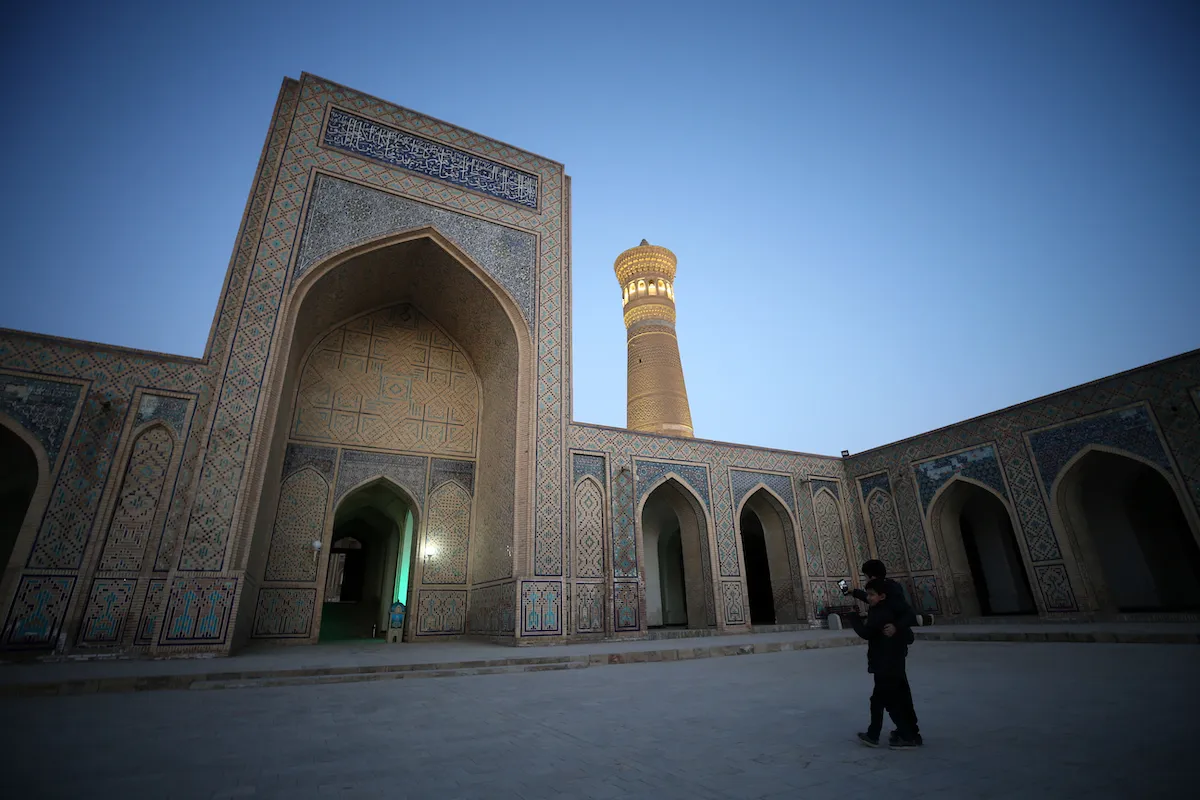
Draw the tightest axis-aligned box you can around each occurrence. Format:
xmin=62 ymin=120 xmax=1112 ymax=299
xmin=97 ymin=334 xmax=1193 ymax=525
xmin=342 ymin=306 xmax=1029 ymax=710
xmin=1 ymin=641 xmax=1191 ymax=799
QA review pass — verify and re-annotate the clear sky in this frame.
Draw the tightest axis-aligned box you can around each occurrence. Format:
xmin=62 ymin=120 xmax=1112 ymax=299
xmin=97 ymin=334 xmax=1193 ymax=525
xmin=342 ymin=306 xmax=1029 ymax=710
xmin=1 ymin=1 xmax=1197 ymax=457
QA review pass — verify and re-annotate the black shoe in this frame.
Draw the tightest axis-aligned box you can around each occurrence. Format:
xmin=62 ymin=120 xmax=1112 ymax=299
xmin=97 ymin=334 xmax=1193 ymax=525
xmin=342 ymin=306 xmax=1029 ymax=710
xmin=890 ymin=737 xmax=920 ymax=750
xmin=857 ymin=732 xmax=880 ymax=748
xmin=891 ymin=730 xmax=924 ymax=746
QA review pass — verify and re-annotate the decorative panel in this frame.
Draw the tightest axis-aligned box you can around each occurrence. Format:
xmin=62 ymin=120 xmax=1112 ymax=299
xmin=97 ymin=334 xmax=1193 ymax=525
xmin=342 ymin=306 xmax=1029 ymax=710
xmin=415 ymin=589 xmax=467 ymax=634
xmin=135 ymin=579 xmax=166 ymax=644
xmin=914 ymin=445 xmax=1007 ymax=512
xmin=133 ymin=395 xmax=190 ymax=437
xmin=574 ymin=583 xmax=605 ymax=634
xmin=422 ymin=482 xmax=471 ymax=584
xmin=293 ymin=306 xmax=479 ymax=456
xmin=78 ymin=579 xmax=136 ymax=645
xmin=721 ymin=580 xmax=747 ymax=625
xmin=264 ymin=468 xmax=330 ymax=582
xmin=2 ymin=575 xmax=75 ymax=647
xmin=252 ymin=588 xmax=316 ymax=638
xmin=1034 ymin=564 xmax=1078 ymax=612
xmin=611 ymin=464 xmax=637 ymax=578
xmin=573 ymin=478 xmax=605 ymax=579
xmin=282 ymin=443 xmax=336 ymax=482
xmin=1027 ymin=405 xmax=1172 ymax=493
xmin=730 ymin=469 xmax=796 ymax=516
xmin=613 ymin=581 xmax=640 ymax=631
xmin=911 ymin=575 xmax=941 ymax=614
xmin=468 ymin=581 xmax=516 ymax=636
xmin=520 ymin=580 xmax=562 ymax=635
xmin=322 ymin=108 xmax=540 ymax=210
xmin=99 ymin=426 xmax=174 ymax=572
xmin=812 ymin=488 xmax=850 ymax=577
xmin=0 ymin=375 xmax=81 ymax=468
xmin=573 ymin=453 xmax=606 ymax=485
xmin=292 ymin=175 xmax=538 ymax=330
xmin=160 ymin=577 xmax=237 ymax=644
xmin=430 ymin=458 xmax=475 ymax=494
xmin=634 ymin=459 xmax=711 ymax=509
xmin=865 ymin=489 xmax=906 ymax=574
xmin=334 ymin=450 xmax=428 ymax=506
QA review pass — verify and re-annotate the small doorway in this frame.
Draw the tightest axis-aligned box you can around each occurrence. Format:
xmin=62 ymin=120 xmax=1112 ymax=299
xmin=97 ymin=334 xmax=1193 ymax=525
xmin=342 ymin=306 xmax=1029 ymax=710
xmin=0 ymin=423 xmax=39 ymax=574
xmin=319 ymin=481 xmax=417 ymax=642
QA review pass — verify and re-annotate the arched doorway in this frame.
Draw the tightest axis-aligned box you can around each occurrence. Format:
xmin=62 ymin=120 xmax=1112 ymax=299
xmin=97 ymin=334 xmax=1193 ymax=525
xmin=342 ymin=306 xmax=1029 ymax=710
xmin=0 ymin=422 xmax=40 ymax=575
xmin=240 ymin=228 xmax=533 ymax=642
xmin=737 ymin=488 xmax=803 ymax=625
xmin=640 ymin=478 xmax=711 ymax=629
xmin=1056 ymin=450 xmax=1200 ymax=612
xmin=931 ymin=480 xmax=1036 ymax=616
xmin=320 ymin=480 xmax=417 ymax=642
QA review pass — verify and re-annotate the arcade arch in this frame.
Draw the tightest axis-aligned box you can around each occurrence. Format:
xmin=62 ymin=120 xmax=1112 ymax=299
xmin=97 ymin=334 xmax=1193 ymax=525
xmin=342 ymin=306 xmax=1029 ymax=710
xmin=1054 ymin=449 xmax=1200 ymax=613
xmin=640 ymin=477 xmax=711 ymax=629
xmin=0 ymin=421 xmax=41 ymax=577
xmin=737 ymin=487 xmax=802 ymax=625
xmin=930 ymin=479 xmax=1036 ymax=616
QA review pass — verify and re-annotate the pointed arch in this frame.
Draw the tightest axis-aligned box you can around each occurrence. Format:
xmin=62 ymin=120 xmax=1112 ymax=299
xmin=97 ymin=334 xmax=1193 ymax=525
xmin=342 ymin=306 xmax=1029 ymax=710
xmin=736 ymin=485 xmax=806 ymax=625
xmin=637 ymin=475 xmax=717 ymax=630
xmin=0 ymin=413 xmax=51 ymax=583
xmin=264 ymin=466 xmax=331 ymax=583
xmin=573 ymin=476 xmax=606 ymax=580
xmin=97 ymin=423 xmax=177 ymax=573
xmin=810 ymin=486 xmax=851 ymax=578
xmin=1051 ymin=444 xmax=1200 ymax=613
xmin=928 ymin=475 xmax=1037 ymax=617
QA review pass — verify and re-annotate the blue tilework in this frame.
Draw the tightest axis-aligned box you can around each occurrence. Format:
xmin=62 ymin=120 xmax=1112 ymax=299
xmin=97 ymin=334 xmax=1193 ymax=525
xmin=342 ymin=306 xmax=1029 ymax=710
xmin=0 ymin=376 xmax=82 ymax=468
xmin=334 ymin=450 xmax=428 ymax=509
xmin=811 ymin=479 xmax=840 ymax=500
xmin=635 ymin=460 xmax=711 ymax=510
xmin=324 ymin=108 xmax=540 ymax=209
xmin=520 ymin=580 xmax=561 ymax=635
xmin=1027 ymin=406 xmax=1171 ymax=493
xmin=611 ymin=465 xmax=637 ymax=578
xmin=729 ymin=469 xmax=796 ymax=516
xmin=857 ymin=472 xmax=891 ymax=500
xmin=282 ymin=443 xmax=337 ymax=482
xmin=431 ymin=458 xmax=475 ymax=495
xmin=134 ymin=395 xmax=190 ymax=437
xmin=573 ymin=453 xmax=606 ymax=485
xmin=914 ymin=445 xmax=1007 ymax=512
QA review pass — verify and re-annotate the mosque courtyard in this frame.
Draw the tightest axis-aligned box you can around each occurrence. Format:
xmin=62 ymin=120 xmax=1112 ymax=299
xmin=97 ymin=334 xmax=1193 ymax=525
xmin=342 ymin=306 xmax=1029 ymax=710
xmin=2 ymin=640 xmax=1189 ymax=799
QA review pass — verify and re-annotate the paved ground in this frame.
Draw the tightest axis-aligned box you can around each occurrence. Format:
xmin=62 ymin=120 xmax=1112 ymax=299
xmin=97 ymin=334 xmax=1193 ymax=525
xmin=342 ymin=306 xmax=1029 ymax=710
xmin=2 ymin=642 xmax=1190 ymax=799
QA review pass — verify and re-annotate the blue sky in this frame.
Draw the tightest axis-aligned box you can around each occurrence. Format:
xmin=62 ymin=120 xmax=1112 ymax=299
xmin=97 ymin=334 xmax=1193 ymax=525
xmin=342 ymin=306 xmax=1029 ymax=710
xmin=1 ymin=1 xmax=1196 ymax=457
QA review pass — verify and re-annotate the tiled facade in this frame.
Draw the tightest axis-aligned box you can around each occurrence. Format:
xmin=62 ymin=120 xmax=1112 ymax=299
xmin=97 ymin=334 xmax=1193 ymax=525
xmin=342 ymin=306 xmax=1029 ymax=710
xmin=1 ymin=74 xmax=1198 ymax=659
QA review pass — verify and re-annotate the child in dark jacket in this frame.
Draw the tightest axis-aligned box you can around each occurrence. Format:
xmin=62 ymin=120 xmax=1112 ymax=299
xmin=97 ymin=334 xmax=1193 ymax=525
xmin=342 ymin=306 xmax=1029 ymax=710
xmin=847 ymin=579 xmax=921 ymax=749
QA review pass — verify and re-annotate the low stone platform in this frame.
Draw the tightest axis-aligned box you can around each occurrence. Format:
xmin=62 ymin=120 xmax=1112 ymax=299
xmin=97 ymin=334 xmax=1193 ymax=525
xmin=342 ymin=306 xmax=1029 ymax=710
xmin=1 ymin=622 xmax=1196 ymax=697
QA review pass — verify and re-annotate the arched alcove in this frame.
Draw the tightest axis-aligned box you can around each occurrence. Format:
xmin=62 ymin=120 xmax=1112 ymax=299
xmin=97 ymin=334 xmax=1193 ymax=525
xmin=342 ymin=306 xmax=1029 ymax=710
xmin=0 ymin=421 xmax=41 ymax=577
xmin=239 ymin=230 xmax=533 ymax=641
xmin=1055 ymin=449 xmax=1200 ymax=612
xmin=737 ymin=487 xmax=803 ymax=625
xmin=930 ymin=478 xmax=1036 ymax=616
xmin=639 ymin=477 xmax=712 ymax=629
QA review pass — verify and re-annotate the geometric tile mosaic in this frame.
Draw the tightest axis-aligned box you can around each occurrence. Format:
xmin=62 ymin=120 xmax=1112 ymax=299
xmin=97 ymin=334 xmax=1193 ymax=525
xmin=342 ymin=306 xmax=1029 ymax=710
xmin=252 ymin=588 xmax=316 ymax=638
xmin=573 ymin=477 xmax=605 ymax=579
xmin=322 ymin=108 xmax=540 ymax=210
xmin=292 ymin=175 xmax=538 ymax=331
xmin=78 ymin=578 xmax=136 ymax=645
xmin=134 ymin=394 xmax=190 ymax=437
xmin=98 ymin=426 xmax=174 ymax=572
xmin=135 ymin=579 xmax=166 ymax=645
xmin=421 ymin=482 xmax=471 ymax=585
xmin=574 ymin=582 xmax=604 ymax=633
xmin=264 ymin=468 xmax=329 ymax=583
xmin=721 ymin=580 xmax=746 ymax=625
xmin=610 ymin=463 xmax=637 ymax=578
xmin=634 ymin=459 xmax=711 ymax=509
xmin=730 ymin=469 xmax=795 ymax=517
xmin=520 ymin=580 xmax=561 ymax=635
xmin=914 ymin=444 xmax=1007 ymax=512
xmin=292 ymin=306 xmax=479 ymax=457
xmin=858 ymin=472 xmax=891 ymax=499
xmin=1027 ymin=405 xmax=1171 ymax=493
xmin=1034 ymin=564 xmax=1078 ymax=612
xmin=0 ymin=374 xmax=82 ymax=468
xmin=613 ymin=581 xmax=639 ymax=631
xmin=3 ymin=574 xmax=75 ymax=647
xmin=911 ymin=575 xmax=941 ymax=614
xmin=467 ymin=581 xmax=516 ymax=637
xmin=334 ymin=449 xmax=428 ymax=508
xmin=160 ymin=577 xmax=237 ymax=644
xmin=811 ymin=486 xmax=850 ymax=577
xmin=282 ymin=443 xmax=337 ymax=482
xmin=415 ymin=589 xmax=467 ymax=635
xmin=572 ymin=452 xmax=606 ymax=485
xmin=430 ymin=458 xmax=475 ymax=495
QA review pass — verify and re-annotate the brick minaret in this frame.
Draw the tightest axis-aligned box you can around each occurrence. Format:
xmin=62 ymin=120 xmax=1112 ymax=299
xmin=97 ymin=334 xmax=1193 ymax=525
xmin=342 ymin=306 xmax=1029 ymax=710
xmin=615 ymin=240 xmax=694 ymax=437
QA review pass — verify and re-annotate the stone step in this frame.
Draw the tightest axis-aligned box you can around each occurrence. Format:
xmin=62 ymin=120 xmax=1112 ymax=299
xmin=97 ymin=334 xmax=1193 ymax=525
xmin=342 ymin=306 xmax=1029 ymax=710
xmin=190 ymin=661 xmax=585 ymax=690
